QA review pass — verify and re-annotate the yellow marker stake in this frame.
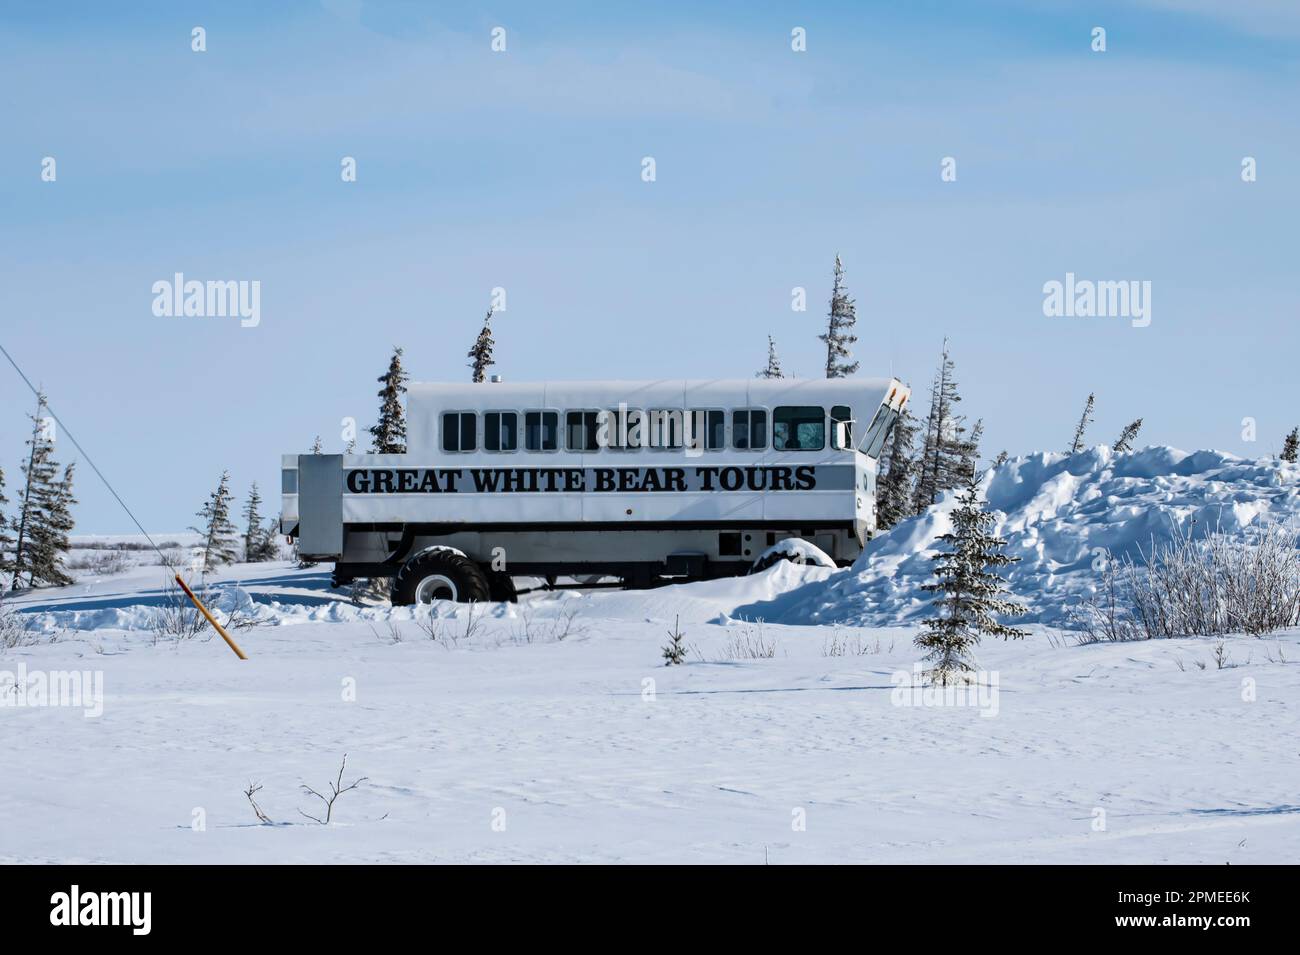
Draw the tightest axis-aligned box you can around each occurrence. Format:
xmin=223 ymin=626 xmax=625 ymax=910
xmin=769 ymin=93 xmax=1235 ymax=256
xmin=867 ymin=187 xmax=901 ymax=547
xmin=174 ymin=573 xmax=248 ymax=660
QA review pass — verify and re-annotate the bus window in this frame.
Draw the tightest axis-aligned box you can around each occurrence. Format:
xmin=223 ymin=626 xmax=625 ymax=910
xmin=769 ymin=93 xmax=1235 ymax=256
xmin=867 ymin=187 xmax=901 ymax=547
xmin=732 ymin=409 xmax=768 ymax=450
xmin=484 ymin=411 xmax=518 ymax=452
xmin=441 ymin=412 xmax=477 ymax=453
xmin=646 ymin=409 xmax=684 ymax=450
xmin=525 ymin=410 xmax=559 ymax=451
xmin=773 ymin=406 xmax=825 ymax=451
xmin=864 ymin=406 xmax=899 ymax=458
xmin=830 ymin=405 xmax=853 ymax=450
xmin=687 ymin=409 xmax=725 ymax=451
xmin=566 ymin=410 xmax=600 ymax=452
xmin=600 ymin=408 xmax=642 ymax=450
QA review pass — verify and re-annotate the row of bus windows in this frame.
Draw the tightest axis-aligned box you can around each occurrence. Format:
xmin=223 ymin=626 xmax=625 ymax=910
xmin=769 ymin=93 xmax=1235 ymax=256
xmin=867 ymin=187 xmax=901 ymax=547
xmin=441 ymin=406 xmax=855 ymax=454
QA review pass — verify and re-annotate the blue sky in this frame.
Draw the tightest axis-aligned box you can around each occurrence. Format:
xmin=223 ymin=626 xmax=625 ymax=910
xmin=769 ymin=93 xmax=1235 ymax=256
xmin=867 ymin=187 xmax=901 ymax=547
xmin=1 ymin=0 xmax=1297 ymax=532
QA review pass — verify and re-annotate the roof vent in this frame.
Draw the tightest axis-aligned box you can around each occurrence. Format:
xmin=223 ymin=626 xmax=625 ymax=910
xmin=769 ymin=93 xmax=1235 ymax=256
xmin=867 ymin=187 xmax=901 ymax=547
xmin=490 ymin=374 xmax=503 ymax=383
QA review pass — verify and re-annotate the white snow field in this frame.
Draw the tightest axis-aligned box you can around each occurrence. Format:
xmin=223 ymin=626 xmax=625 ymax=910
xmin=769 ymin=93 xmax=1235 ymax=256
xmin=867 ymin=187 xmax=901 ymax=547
xmin=2 ymin=446 xmax=1298 ymax=864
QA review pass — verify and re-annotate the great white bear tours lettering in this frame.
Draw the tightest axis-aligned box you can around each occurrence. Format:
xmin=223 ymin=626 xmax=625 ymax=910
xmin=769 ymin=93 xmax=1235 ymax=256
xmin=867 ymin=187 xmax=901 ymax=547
xmin=344 ymin=465 xmax=819 ymax=494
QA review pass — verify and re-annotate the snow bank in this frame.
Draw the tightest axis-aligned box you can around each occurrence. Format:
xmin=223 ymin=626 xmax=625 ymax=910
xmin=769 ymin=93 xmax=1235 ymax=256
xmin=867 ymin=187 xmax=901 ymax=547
xmin=738 ymin=446 xmax=1300 ymax=627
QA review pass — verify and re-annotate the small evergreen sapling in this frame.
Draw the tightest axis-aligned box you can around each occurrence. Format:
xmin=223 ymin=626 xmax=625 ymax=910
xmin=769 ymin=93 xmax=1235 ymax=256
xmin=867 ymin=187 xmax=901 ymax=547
xmin=915 ymin=471 xmax=1028 ymax=683
xmin=11 ymin=394 xmax=71 ymax=590
xmin=1069 ymin=393 xmax=1095 ymax=454
xmin=1282 ymin=427 xmax=1299 ymax=464
xmin=912 ymin=339 xmax=971 ymax=512
xmin=819 ymin=255 xmax=859 ymax=379
xmin=662 ymin=615 xmax=688 ymax=665
xmin=758 ymin=335 xmax=784 ymax=379
xmin=1112 ymin=418 xmax=1143 ymax=455
xmin=242 ymin=482 xmax=279 ymax=562
xmin=875 ymin=406 xmax=918 ymax=531
xmin=958 ymin=417 xmax=983 ymax=481
xmin=192 ymin=471 xmax=240 ymax=573
xmin=27 ymin=462 xmax=76 ymax=588
xmin=468 ymin=308 xmax=496 ymax=384
xmin=369 ymin=346 xmax=408 ymax=454
xmin=0 ymin=467 xmax=15 ymax=581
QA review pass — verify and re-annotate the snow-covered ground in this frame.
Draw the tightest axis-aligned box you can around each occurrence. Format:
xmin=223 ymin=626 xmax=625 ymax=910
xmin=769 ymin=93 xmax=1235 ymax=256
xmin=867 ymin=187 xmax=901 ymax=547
xmin=4 ymin=540 xmax=1299 ymax=863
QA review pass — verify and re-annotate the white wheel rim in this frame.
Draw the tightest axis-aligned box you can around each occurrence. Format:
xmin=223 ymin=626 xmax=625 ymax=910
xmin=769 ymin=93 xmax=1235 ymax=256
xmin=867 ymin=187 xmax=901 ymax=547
xmin=415 ymin=573 xmax=458 ymax=603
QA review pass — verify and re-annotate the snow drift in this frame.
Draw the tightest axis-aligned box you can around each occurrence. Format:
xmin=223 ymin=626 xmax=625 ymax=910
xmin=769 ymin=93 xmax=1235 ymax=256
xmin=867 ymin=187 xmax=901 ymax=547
xmin=737 ymin=446 xmax=1300 ymax=627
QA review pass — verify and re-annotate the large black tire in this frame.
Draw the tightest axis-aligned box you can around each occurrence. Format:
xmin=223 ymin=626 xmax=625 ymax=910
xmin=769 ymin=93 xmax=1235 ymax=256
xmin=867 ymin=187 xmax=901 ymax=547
xmin=747 ymin=541 xmax=811 ymax=576
xmin=392 ymin=550 xmax=491 ymax=606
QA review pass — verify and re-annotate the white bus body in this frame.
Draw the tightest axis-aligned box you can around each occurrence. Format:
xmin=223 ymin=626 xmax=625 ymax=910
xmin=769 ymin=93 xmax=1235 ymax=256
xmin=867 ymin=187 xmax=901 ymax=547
xmin=281 ymin=377 xmax=908 ymax=602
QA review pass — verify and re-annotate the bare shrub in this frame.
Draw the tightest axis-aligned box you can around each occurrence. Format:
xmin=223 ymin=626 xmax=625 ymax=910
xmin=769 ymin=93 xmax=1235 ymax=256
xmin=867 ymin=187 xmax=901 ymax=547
xmin=1067 ymin=557 xmax=1147 ymax=643
xmin=411 ymin=606 xmax=450 ymax=644
xmin=457 ymin=602 xmax=485 ymax=642
xmin=719 ymin=622 xmax=778 ymax=660
xmin=75 ymin=539 xmax=179 ymax=552
xmin=822 ymin=629 xmax=888 ymax=656
xmin=1075 ymin=520 xmax=1300 ymax=640
xmin=0 ymin=594 xmax=41 ymax=650
xmin=509 ymin=603 xmax=585 ymax=645
xmin=298 ymin=754 xmax=367 ymax=825
xmin=154 ymin=547 xmax=187 ymax=567
xmin=68 ymin=550 xmax=129 ymax=576
xmin=244 ymin=781 xmax=272 ymax=824
xmin=151 ymin=581 xmax=210 ymax=644
xmin=151 ymin=577 xmax=257 ymax=645
xmin=370 ymin=620 xmax=405 ymax=644
xmin=407 ymin=602 xmax=487 ymax=647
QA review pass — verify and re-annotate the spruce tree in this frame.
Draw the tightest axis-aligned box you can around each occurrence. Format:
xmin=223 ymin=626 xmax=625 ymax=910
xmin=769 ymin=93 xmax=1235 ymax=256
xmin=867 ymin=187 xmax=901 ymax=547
xmin=1282 ymin=427 xmax=1299 ymax=464
xmin=819 ymin=255 xmax=859 ymax=378
xmin=758 ymin=335 xmax=784 ymax=379
xmin=1069 ymin=393 xmax=1095 ymax=454
xmin=468 ymin=308 xmax=496 ymax=384
xmin=958 ymin=418 xmax=984 ymax=482
xmin=912 ymin=340 xmax=969 ymax=512
xmin=10 ymin=395 xmax=62 ymax=590
xmin=242 ymin=482 xmax=277 ymax=562
xmin=27 ymin=462 xmax=76 ymax=588
xmin=310 ymin=435 xmax=323 ymax=454
xmin=992 ymin=450 xmax=1009 ymax=469
xmin=261 ymin=517 xmax=283 ymax=562
xmin=875 ymin=407 xmax=918 ymax=531
xmin=191 ymin=471 xmax=240 ymax=573
xmin=369 ymin=346 xmax=408 ymax=454
xmin=0 ymin=468 xmax=14 ymax=581
xmin=1112 ymin=418 xmax=1143 ymax=455
xmin=915 ymin=471 xmax=1028 ymax=683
